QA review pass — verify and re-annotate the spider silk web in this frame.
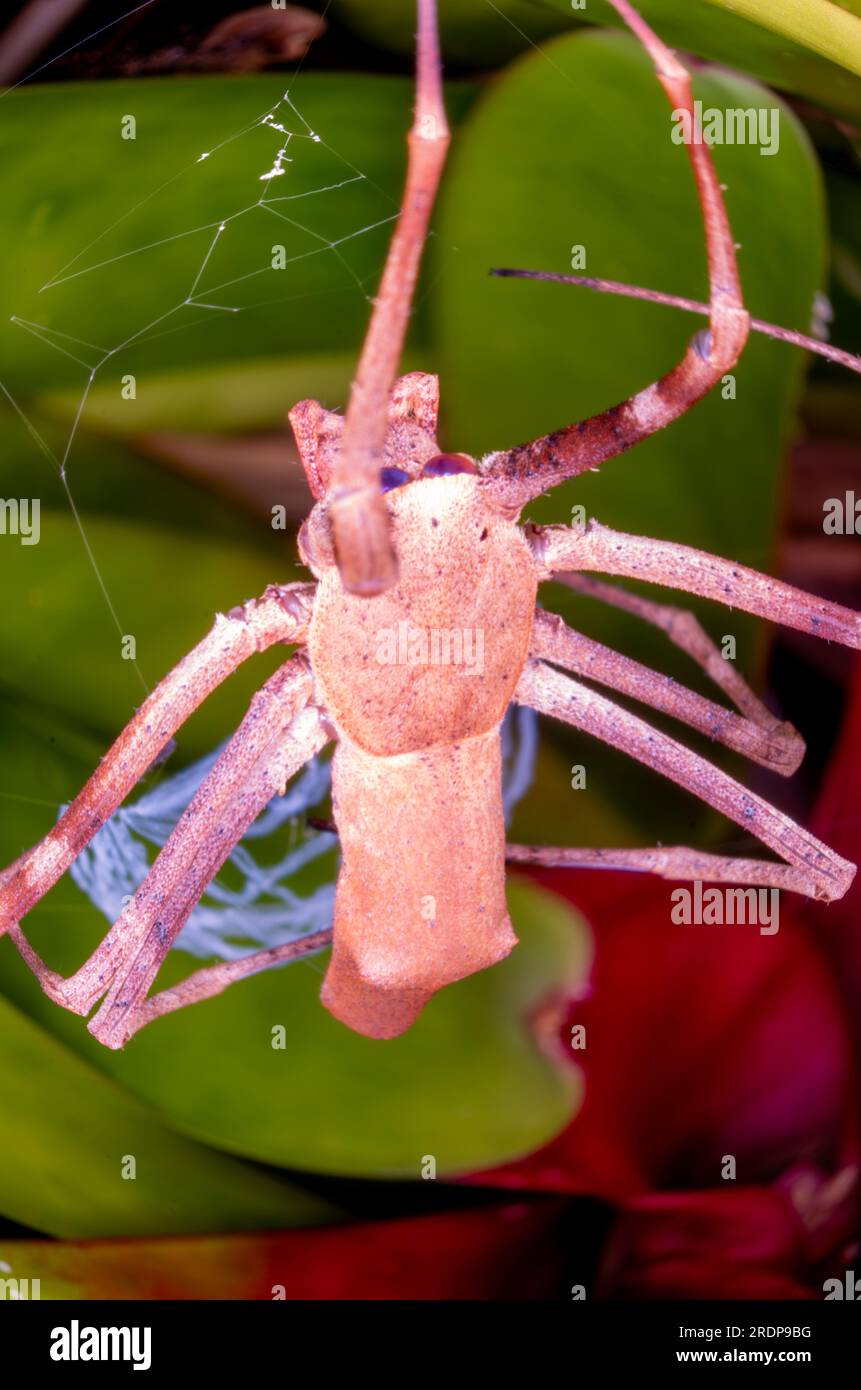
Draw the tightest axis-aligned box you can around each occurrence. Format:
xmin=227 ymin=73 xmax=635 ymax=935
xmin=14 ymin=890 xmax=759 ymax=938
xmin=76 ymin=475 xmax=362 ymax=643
xmin=0 ymin=9 xmax=538 ymax=963
xmin=1 ymin=76 xmax=398 ymax=692
xmin=68 ymin=707 xmax=538 ymax=960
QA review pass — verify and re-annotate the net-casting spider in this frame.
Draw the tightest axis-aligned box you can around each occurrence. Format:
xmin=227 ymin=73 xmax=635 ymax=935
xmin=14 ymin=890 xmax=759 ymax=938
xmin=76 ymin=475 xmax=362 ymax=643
xmin=1 ymin=0 xmax=859 ymax=1047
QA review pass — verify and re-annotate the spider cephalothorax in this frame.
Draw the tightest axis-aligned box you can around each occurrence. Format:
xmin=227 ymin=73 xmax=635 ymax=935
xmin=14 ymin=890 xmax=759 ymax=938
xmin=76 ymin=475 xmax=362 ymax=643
xmin=1 ymin=0 xmax=860 ymax=1049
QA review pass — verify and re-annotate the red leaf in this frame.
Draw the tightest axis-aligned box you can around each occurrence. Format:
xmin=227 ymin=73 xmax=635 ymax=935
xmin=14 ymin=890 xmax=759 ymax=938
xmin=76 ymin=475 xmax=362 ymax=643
xmin=810 ymin=654 xmax=861 ymax=1056
xmin=0 ymin=1201 xmax=569 ymax=1300
xmin=475 ymin=870 xmax=857 ymax=1201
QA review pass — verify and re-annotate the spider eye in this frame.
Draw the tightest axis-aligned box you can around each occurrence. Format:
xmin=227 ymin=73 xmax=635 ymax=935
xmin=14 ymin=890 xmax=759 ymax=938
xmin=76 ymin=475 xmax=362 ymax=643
xmin=421 ymin=453 xmax=478 ymax=478
xmin=380 ymin=466 xmax=411 ymax=492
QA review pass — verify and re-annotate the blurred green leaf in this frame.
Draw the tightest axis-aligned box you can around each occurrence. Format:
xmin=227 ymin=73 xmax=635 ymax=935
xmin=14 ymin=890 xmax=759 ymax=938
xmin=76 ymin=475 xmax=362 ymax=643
xmin=535 ymin=0 xmax=861 ymax=119
xmin=37 ymin=350 xmax=358 ymax=437
xmin=102 ymin=878 xmax=589 ymax=1178
xmin=826 ymin=166 xmax=861 ymax=360
xmin=0 ymin=990 xmax=337 ymax=1238
xmin=0 ymin=703 xmax=588 ymax=1182
xmin=0 ymin=506 xmax=298 ymax=752
xmin=333 ymin=0 xmax=569 ymax=65
xmin=0 ymin=73 xmax=475 ymax=398
xmin=334 ymin=0 xmax=861 ymax=118
xmin=1 ymin=832 xmax=589 ymax=1177
xmin=0 ymin=401 xmax=273 ymax=537
xmin=650 ymin=0 xmax=861 ymax=73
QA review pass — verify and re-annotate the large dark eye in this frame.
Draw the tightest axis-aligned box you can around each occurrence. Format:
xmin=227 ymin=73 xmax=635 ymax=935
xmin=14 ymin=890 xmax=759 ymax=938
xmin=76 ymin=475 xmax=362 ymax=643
xmin=380 ymin=466 xmax=411 ymax=492
xmin=421 ymin=453 xmax=478 ymax=478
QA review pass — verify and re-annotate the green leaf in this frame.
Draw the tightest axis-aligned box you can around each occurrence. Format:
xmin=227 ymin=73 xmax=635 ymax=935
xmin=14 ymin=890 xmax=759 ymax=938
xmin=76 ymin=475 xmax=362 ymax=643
xmin=826 ymin=166 xmax=861 ymax=358
xmin=333 ymin=0 xmax=861 ymax=119
xmin=0 ymin=1232 xmax=286 ymax=1300
xmin=663 ymin=0 xmax=861 ymax=72
xmin=332 ymin=0 xmax=570 ymax=65
xmin=433 ymin=30 xmax=824 ymax=841
xmin=36 ymin=350 xmax=359 ymax=437
xmin=0 ymin=73 xmax=475 ymax=399
xmin=0 ymin=506 xmax=297 ymax=752
xmin=0 ymin=401 xmax=273 ymax=541
xmin=1 ymin=834 xmax=589 ymax=1177
xmin=535 ymin=0 xmax=861 ymax=119
xmin=0 ymin=991 xmax=337 ymax=1238
xmin=0 ymin=701 xmax=588 ymax=1181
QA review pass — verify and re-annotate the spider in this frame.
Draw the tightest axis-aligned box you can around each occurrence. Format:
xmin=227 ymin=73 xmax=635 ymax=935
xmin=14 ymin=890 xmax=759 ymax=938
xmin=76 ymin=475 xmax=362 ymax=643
xmin=1 ymin=0 xmax=859 ymax=1048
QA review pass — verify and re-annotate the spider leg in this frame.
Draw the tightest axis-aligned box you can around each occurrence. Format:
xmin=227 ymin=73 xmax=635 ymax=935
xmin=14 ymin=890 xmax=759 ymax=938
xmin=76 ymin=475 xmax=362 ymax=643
xmin=491 ymin=268 xmax=861 ymax=377
xmin=553 ymin=572 xmax=791 ymax=729
xmin=125 ymin=928 xmax=334 ymax=1043
xmin=529 ymin=520 xmax=861 ymax=649
xmin=530 ymin=606 xmax=803 ymax=774
xmin=304 ymin=819 xmax=822 ymax=900
xmin=9 ymin=656 xmax=331 ymax=1050
xmin=481 ymin=0 xmax=749 ymax=515
xmin=329 ymin=0 xmax=450 ymax=594
xmin=515 ymin=658 xmax=856 ymax=902
xmin=0 ymin=582 xmax=315 ymax=939
xmin=505 ymin=844 xmax=822 ymax=895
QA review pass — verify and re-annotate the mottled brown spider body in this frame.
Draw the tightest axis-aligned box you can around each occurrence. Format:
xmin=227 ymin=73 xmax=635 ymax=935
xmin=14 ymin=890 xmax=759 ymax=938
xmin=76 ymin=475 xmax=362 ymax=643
xmin=300 ymin=404 xmax=537 ymax=1036
xmin=306 ymin=473 xmax=537 ymax=753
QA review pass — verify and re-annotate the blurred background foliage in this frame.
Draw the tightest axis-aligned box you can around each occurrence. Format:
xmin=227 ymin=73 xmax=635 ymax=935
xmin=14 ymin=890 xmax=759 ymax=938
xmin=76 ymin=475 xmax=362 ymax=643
xmin=0 ymin=0 xmax=859 ymax=1269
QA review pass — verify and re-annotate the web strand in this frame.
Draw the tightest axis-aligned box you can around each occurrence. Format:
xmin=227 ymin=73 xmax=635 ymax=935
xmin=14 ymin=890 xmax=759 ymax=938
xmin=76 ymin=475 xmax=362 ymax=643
xmin=3 ymin=69 xmax=395 ymax=716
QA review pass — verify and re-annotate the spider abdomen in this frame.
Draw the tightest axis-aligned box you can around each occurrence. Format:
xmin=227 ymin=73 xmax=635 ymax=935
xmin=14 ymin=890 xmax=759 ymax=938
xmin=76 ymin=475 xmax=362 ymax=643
xmin=321 ymin=727 xmax=515 ymax=1038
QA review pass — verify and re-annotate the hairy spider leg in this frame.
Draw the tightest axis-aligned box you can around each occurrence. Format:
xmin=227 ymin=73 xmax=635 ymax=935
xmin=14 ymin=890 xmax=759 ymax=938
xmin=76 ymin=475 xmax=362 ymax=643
xmin=329 ymin=0 xmax=451 ymax=595
xmin=555 ymin=571 xmax=797 ymax=729
xmin=482 ymin=0 xmax=749 ymax=514
xmin=6 ymin=655 xmax=330 ymax=1049
xmin=530 ymin=607 xmax=803 ymax=774
xmin=516 ymin=658 xmax=855 ymax=902
xmin=123 ymin=926 xmax=335 ymax=1042
xmin=0 ymin=583 xmax=315 ymax=941
xmin=529 ymin=522 xmax=861 ymax=650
